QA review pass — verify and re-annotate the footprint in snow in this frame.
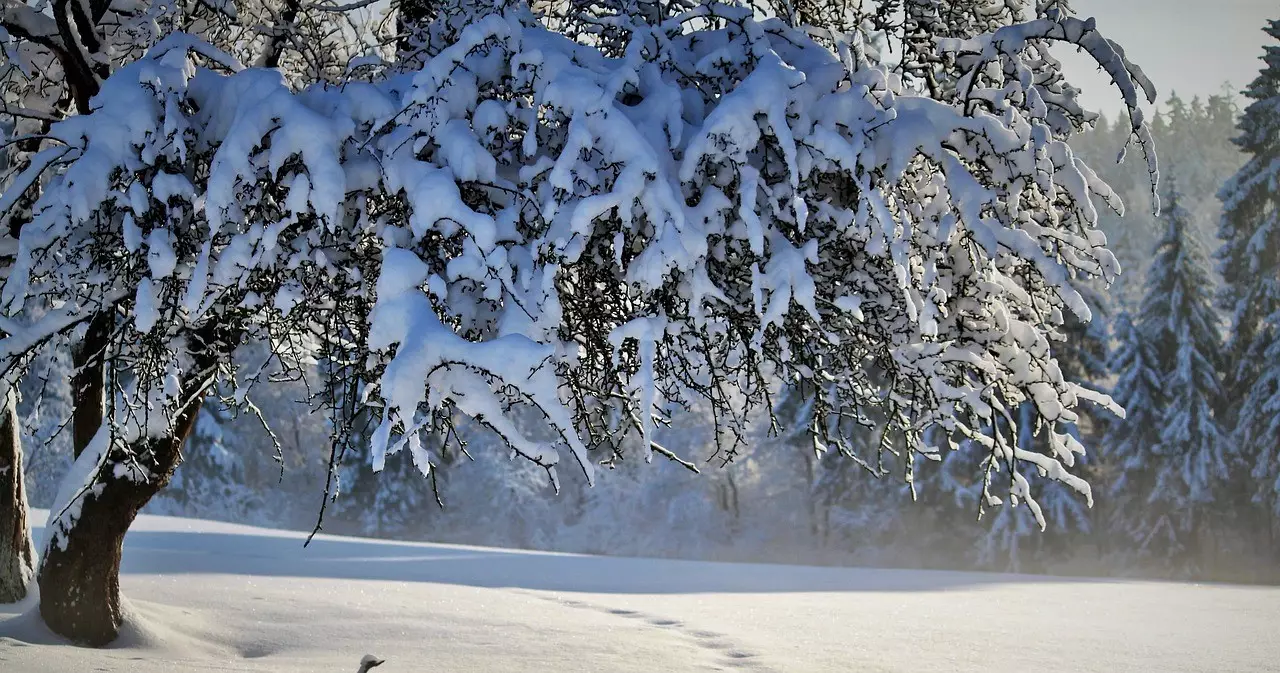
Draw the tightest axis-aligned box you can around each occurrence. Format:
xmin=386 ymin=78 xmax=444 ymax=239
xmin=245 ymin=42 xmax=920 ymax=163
xmin=527 ymin=593 xmax=777 ymax=672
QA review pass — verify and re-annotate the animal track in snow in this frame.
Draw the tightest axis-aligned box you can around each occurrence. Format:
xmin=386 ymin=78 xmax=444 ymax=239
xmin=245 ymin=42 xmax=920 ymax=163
xmin=520 ymin=592 xmax=776 ymax=672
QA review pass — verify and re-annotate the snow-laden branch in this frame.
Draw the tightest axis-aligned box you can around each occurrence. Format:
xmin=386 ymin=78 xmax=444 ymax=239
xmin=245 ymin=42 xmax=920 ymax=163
xmin=941 ymin=14 xmax=1161 ymax=212
xmin=0 ymin=0 xmax=1160 ymax=527
xmin=0 ymin=0 xmax=62 ymax=47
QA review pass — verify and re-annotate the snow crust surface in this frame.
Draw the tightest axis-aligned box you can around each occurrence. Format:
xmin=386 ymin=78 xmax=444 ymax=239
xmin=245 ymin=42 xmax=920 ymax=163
xmin=2 ymin=511 xmax=1278 ymax=672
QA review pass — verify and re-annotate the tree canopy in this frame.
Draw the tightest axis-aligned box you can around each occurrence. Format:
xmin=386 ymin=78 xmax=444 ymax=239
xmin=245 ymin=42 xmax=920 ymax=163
xmin=0 ymin=1 xmax=1161 ymax=547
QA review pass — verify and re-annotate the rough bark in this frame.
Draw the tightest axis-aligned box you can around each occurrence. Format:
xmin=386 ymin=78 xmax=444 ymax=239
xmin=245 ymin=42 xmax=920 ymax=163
xmin=37 ymin=394 xmax=204 ymax=646
xmin=38 ymin=319 xmax=229 ymax=646
xmin=0 ymin=393 xmax=36 ymax=604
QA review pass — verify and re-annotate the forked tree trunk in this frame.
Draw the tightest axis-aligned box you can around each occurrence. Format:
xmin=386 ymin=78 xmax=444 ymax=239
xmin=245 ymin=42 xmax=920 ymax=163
xmin=0 ymin=393 xmax=35 ymax=603
xmin=37 ymin=392 xmax=204 ymax=646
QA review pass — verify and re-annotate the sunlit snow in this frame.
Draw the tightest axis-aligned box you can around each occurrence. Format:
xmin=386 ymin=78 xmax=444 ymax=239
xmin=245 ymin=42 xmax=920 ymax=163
xmin=3 ymin=511 xmax=1277 ymax=673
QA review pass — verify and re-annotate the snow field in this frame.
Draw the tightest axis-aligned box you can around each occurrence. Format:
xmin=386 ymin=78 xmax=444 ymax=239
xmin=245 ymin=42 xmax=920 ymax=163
xmin=3 ymin=511 xmax=1279 ymax=672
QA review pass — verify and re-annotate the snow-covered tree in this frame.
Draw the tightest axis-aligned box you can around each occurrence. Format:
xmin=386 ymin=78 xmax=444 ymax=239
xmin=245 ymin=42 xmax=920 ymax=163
xmin=0 ymin=0 xmax=1158 ymax=645
xmin=1218 ymin=19 xmax=1280 ymax=547
xmin=0 ymin=0 xmax=388 ymax=631
xmin=0 ymin=229 xmax=32 ymax=601
xmin=1108 ymin=186 xmax=1226 ymax=574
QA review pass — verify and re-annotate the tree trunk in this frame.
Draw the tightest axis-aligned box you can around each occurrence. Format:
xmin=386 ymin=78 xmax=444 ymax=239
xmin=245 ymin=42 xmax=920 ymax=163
xmin=0 ymin=393 xmax=35 ymax=603
xmin=70 ymin=313 xmax=111 ymax=458
xmin=37 ymin=393 xmax=204 ymax=646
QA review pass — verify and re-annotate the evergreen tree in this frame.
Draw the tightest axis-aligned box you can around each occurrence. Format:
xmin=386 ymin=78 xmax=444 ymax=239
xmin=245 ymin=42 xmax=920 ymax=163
xmin=151 ymin=401 xmax=263 ymax=521
xmin=1102 ymin=309 xmax=1169 ymax=569
xmin=1109 ymin=186 xmax=1227 ymax=575
xmin=1218 ymin=19 xmax=1280 ymax=549
xmin=15 ymin=337 xmax=75 ymax=507
xmin=1075 ymin=92 xmax=1243 ymax=310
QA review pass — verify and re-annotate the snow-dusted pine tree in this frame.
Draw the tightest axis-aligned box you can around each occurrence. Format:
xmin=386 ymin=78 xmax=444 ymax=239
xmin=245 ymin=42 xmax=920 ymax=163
xmin=1218 ymin=19 xmax=1280 ymax=553
xmin=1102 ymin=318 xmax=1166 ymax=569
xmin=0 ymin=0 xmax=1159 ymax=644
xmin=1096 ymin=310 xmax=1149 ymax=554
xmin=1109 ymin=186 xmax=1226 ymax=575
xmin=1073 ymin=90 xmax=1241 ymax=310
xmin=149 ymin=401 xmax=263 ymax=521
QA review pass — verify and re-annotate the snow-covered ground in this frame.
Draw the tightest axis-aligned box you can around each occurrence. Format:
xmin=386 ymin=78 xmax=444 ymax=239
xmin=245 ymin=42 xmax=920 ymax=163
xmin=1 ymin=512 xmax=1277 ymax=672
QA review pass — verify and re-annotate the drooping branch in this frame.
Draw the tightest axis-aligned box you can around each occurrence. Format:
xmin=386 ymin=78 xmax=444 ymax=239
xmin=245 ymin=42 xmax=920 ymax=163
xmin=944 ymin=14 xmax=1161 ymax=210
xmin=0 ymin=0 xmax=63 ymax=48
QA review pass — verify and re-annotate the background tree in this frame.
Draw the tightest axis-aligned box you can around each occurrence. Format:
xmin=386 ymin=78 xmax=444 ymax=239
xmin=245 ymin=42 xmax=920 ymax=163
xmin=1218 ymin=19 xmax=1280 ymax=561
xmin=1107 ymin=186 xmax=1226 ymax=576
xmin=1098 ymin=311 xmax=1158 ymax=563
xmin=148 ymin=398 xmax=263 ymax=521
xmin=1072 ymin=91 xmax=1242 ymax=307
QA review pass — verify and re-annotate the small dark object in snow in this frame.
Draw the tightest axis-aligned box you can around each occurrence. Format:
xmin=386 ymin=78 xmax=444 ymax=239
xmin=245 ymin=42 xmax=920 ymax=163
xmin=357 ymin=654 xmax=385 ymax=672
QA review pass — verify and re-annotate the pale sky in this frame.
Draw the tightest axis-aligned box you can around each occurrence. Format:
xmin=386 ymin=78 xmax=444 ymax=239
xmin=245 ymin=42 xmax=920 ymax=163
xmin=1061 ymin=0 xmax=1276 ymax=114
